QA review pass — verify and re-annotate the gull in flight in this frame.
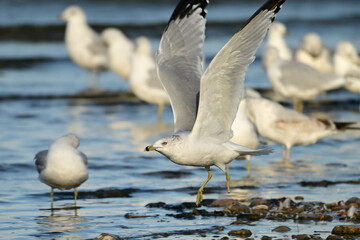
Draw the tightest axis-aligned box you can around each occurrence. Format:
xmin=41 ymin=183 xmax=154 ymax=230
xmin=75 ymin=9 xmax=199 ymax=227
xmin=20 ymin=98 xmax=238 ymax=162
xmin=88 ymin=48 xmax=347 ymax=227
xmin=145 ymin=0 xmax=285 ymax=205
xmin=34 ymin=134 xmax=88 ymax=205
xmin=60 ymin=6 xmax=108 ymax=89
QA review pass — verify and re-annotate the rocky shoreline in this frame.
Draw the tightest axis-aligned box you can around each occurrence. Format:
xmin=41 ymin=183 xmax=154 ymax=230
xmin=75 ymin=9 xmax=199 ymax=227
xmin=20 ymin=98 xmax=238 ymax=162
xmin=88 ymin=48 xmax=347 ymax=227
xmin=94 ymin=196 xmax=360 ymax=240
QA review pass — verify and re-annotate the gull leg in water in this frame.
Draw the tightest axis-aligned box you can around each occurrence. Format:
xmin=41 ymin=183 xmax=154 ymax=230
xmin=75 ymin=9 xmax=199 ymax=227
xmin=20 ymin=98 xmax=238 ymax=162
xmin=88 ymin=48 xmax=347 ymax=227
xmin=225 ymin=171 xmax=231 ymax=193
xmin=282 ymin=145 xmax=291 ymax=163
xmin=50 ymin=188 xmax=54 ymax=202
xmin=293 ymin=98 xmax=304 ymax=113
xmin=196 ymin=167 xmax=213 ymax=206
xmin=74 ymin=188 xmax=78 ymax=205
xmin=246 ymin=155 xmax=251 ymax=175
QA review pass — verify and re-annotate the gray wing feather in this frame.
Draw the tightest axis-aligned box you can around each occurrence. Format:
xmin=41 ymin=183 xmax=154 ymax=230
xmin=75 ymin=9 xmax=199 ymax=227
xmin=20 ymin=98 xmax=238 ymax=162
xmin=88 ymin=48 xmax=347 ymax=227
xmin=87 ymin=30 xmax=108 ymax=56
xmin=191 ymin=0 xmax=285 ymax=142
xmin=280 ymin=61 xmax=343 ymax=90
xmin=156 ymin=0 xmax=208 ymax=132
xmin=80 ymin=152 xmax=88 ymax=166
xmin=145 ymin=68 xmax=164 ymax=90
xmin=34 ymin=150 xmax=48 ymax=174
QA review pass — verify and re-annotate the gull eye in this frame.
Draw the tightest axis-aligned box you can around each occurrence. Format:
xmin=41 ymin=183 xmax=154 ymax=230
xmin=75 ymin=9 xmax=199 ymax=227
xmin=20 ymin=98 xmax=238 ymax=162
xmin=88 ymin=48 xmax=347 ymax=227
xmin=161 ymin=142 xmax=167 ymax=146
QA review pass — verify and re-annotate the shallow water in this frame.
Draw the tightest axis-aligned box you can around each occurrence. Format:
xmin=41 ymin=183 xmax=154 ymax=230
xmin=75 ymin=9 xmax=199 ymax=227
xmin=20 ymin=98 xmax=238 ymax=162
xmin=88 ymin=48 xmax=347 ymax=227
xmin=1 ymin=0 xmax=360 ymax=239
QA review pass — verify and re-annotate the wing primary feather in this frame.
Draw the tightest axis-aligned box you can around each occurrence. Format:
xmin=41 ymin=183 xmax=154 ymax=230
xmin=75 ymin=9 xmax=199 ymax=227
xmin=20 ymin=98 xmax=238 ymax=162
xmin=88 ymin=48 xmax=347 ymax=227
xmin=156 ymin=0 xmax=209 ymax=132
xmin=240 ymin=0 xmax=285 ymax=31
xmin=166 ymin=0 xmax=209 ymax=30
xmin=191 ymin=0 xmax=286 ymax=141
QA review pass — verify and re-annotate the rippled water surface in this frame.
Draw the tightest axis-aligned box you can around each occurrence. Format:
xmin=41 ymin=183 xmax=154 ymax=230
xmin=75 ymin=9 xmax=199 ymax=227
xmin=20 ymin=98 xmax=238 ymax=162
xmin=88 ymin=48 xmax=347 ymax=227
xmin=1 ymin=0 xmax=360 ymax=239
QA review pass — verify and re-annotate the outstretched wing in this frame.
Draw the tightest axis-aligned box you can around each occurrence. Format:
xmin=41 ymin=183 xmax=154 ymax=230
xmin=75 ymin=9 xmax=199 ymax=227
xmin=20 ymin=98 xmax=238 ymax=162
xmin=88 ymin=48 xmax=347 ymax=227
xmin=156 ymin=0 xmax=208 ymax=133
xmin=191 ymin=0 xmax=285 ymax=142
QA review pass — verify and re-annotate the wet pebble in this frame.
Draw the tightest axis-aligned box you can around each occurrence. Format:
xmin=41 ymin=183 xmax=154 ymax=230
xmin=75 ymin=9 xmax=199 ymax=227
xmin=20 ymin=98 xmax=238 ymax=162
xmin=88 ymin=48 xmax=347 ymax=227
xmin=326 ymin=235 xmax=344 ymax=240
xmin=237 ymin=213 xmax=262 ymax=221
xmin=295 ymin=196 xmax=304 ymax=200
xmin=261 ymin=236 xmax=272 ymax=240
xmin=297 ymin=213 xmax=333 ymax=222
xmin=228 ymin=229 xmax=252 ymax=237
xmin=224 ymin=202 xmax=250 ymax=215
xmin=124 ymin=213 xmax=154 ymax=219
xmin=272 ymin=225 xmax=291 ymax=232
xmin=291 ymin=234 xmax=322 ymax=240
xmin=345 ymin=197 xmax=360 ymax=207
xmin=332 ymin=225 xmax=360 ymax=236
xmin=95 ymin=233 xmax=124 ymax=240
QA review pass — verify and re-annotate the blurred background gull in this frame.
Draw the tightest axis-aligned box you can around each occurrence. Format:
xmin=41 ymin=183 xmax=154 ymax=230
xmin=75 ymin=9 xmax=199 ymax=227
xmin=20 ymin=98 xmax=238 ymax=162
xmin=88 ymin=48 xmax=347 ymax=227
xmin=1 ymin=0 xmax=360 ymax=239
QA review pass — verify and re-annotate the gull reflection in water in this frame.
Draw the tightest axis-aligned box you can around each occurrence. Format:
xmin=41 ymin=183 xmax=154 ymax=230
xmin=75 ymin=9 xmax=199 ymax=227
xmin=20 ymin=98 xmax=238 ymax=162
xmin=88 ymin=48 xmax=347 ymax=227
xmin=36 ymin=203 xmax=88 ymax=238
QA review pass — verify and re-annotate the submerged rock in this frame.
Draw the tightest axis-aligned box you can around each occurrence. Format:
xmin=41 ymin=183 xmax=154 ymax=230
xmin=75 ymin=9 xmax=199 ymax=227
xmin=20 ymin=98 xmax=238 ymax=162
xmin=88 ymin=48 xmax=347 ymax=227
xmin=228 ymin=229 xmax=252 ymax=237
xmin=95 ymin=233 xmax=124 ymax=240
xmin=272 ymin=225 xmax=291 ymax=232
xmin=332 ymin=225 xmax=360 ymax=235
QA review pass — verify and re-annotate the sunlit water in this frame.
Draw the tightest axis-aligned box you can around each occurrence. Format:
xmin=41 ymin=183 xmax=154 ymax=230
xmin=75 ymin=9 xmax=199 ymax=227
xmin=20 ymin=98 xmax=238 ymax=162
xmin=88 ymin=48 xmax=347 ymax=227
xmin=1 ymin=0 xmax=360 ymax=239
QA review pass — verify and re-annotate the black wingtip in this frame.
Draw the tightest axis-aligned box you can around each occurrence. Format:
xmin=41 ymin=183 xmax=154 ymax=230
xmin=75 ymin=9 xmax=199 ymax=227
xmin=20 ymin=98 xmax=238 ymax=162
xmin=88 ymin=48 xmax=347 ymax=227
xmin=240 ymin=0 xmax=286 ymax=31
xmin=333 ymin=121 xmax=360 ymax=131
xmin=167 ymin=0 xmax=209 ymax=26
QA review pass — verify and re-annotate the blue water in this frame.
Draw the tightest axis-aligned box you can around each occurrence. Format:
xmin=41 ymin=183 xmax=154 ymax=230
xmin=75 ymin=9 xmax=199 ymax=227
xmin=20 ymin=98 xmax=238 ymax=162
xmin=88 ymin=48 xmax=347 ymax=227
xmin=1 ymin=0 xmax=360 ymax=239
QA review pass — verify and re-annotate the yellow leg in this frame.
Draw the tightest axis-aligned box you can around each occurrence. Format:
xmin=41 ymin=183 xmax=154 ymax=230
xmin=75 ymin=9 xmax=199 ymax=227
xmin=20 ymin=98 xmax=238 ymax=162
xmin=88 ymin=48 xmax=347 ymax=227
xmin=282 ymin=145 xmax=291 ymax=163
xmin=157 ymin=104 xmax=164 ymax=121
xmin=298 ymin=101 xmax=304 ymax=113
xmin=225 ymin=172 xmax=231 ymax=193
xmin=246 ymin=155 xmax=251 ymax=176
xmin=293 ymin=98 xmax=304 ymax=113
xmin=196 ymin=167 xmax=212 ymax=206
xmin=50 ymin=188 xmax=54 ymax=202
xmin=74 ymin=188 xmax=78 ymax=204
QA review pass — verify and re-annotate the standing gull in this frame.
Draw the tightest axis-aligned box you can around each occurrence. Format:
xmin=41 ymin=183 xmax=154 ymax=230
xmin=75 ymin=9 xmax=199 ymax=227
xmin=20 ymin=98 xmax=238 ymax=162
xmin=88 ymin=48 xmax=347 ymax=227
xmin=34 ymin=134 xmax=88 ymax=204
xmin=145 ymin=0 xmax=285 ymax=205
xmin=296 ymin=32 xmax=333 ymax=74
xmin=101 ymin=28 xmax=135 ymax=82
xmin=262 ymin=22 xmax=293 ymax=68
xmin=60 ymin=6 xmax=108 ymax=89
xmin=264 ymin=47 xmax=344 ymax=112
xmin=246 ymin=97 xmax=357 ymax=162
xmin=129 ymin=37 xmax=170 ymax=120
xmin=230 ymin=97 xmax=260 ymax=172
xmin=334 ymin=42 xmax=360 ymax=93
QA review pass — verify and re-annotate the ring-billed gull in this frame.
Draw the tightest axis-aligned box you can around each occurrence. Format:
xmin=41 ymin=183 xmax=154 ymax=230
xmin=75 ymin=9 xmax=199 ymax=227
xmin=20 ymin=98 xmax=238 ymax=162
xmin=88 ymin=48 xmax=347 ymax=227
xmin=34 ymin=134 xmax=88 ymax=204
xmin=60 ymin=6 xmax=108 ymax=89
xmin=101 ymin=28 xmax=135 ymax=81
xmin=263 ymin=46 xmax=344 ymax=112
xmin=230 ymin=97 xmax=259 ymax=172
xmin=262 ymin=22 xmax=293 ymax=68
xmin=334 ymin=42 xmax=360 ymax=93
xmin=145 ymin=0 xmax=285 ymax=205
xmin=129 ymin=37 xmax=170 ymax=120
xmin=246 ymin=96 xmax=357 ymax=162
xmin=296 ymin=32 xmax=333 ymax=74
